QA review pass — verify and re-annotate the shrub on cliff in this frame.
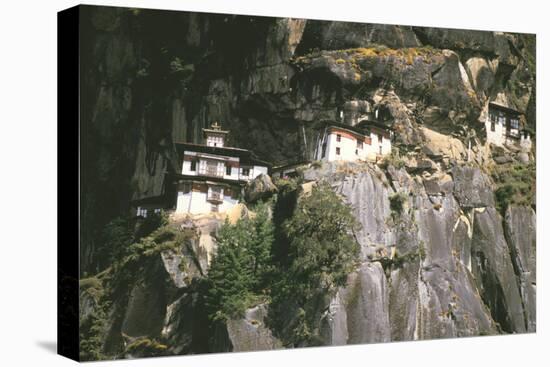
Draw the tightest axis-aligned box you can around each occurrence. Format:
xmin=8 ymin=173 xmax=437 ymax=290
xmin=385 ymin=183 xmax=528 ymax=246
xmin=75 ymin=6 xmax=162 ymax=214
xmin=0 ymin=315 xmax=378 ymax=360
xmin=269 ymin=183 xmax=360 ymax=345
xmin=389 ymin=192 xmax=408 ymax=219
xmin=96 ymin=211 xmax=169 ymax=269
xmin=491 ymin=162 xmax=536 ymax=213
xmin=283 ymin=183 xmax=360 ymax=295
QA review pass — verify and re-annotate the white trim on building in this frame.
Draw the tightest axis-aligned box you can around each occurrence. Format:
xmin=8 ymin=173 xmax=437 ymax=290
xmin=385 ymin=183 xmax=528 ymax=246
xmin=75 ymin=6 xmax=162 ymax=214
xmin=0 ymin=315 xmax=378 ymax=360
xmin=485 ymin=103 xmax=530 ymax=149
xmin=174 ymin=122 xmax=270 ymax=215
xmin=314 ymin=124 xmax=392 ymax=163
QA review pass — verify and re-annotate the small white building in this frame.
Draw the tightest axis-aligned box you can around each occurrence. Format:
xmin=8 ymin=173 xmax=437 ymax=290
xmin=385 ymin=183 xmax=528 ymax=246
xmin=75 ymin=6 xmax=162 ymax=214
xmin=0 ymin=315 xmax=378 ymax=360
xmin=133 ymin=195 xmax=167 ymax=218
xmin=485 ymin=102 xmax=531 ymax=149
xmin=520 ymin=131 xmax=532 ymax=151
xmin=173 ymin=122 xmax=271 ymax=215
xmin=314 ymin=121 xmax=392 ymax=163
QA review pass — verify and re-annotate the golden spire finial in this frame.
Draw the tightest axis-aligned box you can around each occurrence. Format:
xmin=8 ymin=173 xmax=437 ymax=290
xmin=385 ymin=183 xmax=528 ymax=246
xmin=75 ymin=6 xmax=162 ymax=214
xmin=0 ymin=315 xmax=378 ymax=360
xmin=211 ymin=121 xmax=221 ymax=130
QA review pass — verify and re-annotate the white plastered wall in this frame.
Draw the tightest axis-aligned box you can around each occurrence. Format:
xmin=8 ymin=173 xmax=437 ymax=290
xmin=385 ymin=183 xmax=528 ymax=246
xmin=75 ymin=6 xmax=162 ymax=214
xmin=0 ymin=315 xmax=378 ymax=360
xmin=175 ymin=189 xmax=240 ymax=214
xmin=485 ymin=113 xmax=506 ymax=146
xmin=316 ymin=129 xmax=391 ymax=163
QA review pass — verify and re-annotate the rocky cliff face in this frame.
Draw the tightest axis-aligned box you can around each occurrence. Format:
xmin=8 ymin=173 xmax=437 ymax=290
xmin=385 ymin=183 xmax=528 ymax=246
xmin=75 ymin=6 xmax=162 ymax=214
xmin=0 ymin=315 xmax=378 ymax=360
xmin=80 ymin=159 xmax=535 ymax=358
xmin=78 ymin=5 xmax=536 ymax=358
xmin=311 ymin=161 xmax=534 ymax=342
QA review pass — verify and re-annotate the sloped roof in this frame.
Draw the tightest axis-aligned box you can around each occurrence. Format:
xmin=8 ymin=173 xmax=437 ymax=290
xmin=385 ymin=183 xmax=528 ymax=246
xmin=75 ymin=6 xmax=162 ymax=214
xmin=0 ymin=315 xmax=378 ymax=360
xmin=171 ymin=173 xmax=247 ymax=186
xmin=317 ymin=119 xmax=393 ymax=138
xmin=489 ymin=102 xmax=523 ymax=115
xmin=174 ymin=142 xmax=272 ymax=167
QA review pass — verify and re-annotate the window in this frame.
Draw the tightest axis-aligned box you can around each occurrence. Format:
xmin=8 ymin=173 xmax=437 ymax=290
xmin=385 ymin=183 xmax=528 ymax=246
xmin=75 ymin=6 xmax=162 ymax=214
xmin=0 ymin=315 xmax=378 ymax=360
xmin=510 ymin=118 xmax=519 ymax=130
xmin=336 ymin=147 xmax=341 ymax=155
xmin=137 ymin=207 xmax=148 ymax=218
xmin=336 ymin=134 xmax=341 ymax=142
xmin=242 ymin=167 xmax=250 ymax=176
xmin=207 ymin=135 xmax=224 ymax=147
xmin=355 ymin=149 xmax=359 ymax=155
xmin=491 ymin=121 xmax=495 ymax=132
xmin=378 ymin=134 xmax=383 ymax=144
xmin=379 ymin=146 xmax=383 ymax=155
xmin=226 ymin=164 xmax=231 ymax=175
xmin=489 ymin=111 xmax=497 ymax=123
xmin=190 ymin=159 xmax=197 ymax=171
xmin=498 ymin=112 xmax=506 ymax=126
xmin=357 ymin=139 xmax=363 ymax=149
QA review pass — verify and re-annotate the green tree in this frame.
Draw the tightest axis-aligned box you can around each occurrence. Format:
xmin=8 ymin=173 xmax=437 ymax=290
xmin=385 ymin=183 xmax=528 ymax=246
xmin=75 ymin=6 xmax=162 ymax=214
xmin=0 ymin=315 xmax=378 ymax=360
xmin=283 ymin=183 xmax=360 ymax=297
xmin=270 ymin=183 xmax=360 ymax=345
xmin=135 ymin=211 xmax=169 ymax=240
xmin=248 ymin=202 xmax=275 ymax=291
xmin=206 ymin=221 xmax=255 ymax=321
xmin=98 ymin=217 xmax=134 ymax=268
xmin=205 ymin=202 xmax=275 ymax=321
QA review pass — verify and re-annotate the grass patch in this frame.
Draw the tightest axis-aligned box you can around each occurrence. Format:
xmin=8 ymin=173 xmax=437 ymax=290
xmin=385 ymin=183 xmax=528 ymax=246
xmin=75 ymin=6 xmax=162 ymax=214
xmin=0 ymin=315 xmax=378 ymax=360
xmin=125 ymin=338 xmax=168 ymax=357
xmin=379 ymin=148 xmax=406 ymax=170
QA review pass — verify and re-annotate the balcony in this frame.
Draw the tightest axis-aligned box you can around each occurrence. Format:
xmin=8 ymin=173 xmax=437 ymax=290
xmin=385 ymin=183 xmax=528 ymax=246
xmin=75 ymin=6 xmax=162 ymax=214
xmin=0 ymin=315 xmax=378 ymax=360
xmin=207 ymin=191 xmax=223 ymax=203
xmin=199 ymin=165 xmax=223 ymax=178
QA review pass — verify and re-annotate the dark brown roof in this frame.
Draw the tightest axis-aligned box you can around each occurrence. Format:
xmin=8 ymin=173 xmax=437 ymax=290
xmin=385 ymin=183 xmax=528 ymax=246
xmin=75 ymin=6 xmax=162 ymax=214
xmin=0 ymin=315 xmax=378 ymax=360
xmin=318 ymin=120 xmax=369 ymax=136
xmin=355 ymin=119 xmax=394 ymax=131
xmin=489 ymin=102 xmax=523 ymax=116
xmin=202 ymin=128 xmax=229 ymax=137
xmin=170 ymin=172 xmax=247 ymax=186
xmin=174 ymin=142 xmax=272 ymax=167
xmin=272 ymin=160 xmax=311 ymax=172
xmin=318 ymin=120 xmax=393 ymax=138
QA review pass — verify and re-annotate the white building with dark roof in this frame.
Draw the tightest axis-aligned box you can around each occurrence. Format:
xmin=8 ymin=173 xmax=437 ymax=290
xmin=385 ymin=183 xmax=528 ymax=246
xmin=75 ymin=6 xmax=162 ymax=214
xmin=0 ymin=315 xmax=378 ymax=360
xmin=485 ymin=102 xmax=531 ymax=150
xmin=314 ymin=119 xmax=393 ymax=163
xmin=173 ymin=122 xmax=270 ymax=215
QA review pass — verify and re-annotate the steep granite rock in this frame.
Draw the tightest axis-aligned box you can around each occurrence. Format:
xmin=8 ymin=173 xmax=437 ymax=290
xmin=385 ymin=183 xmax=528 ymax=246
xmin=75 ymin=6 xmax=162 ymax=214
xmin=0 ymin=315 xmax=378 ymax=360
xmin=296 ymin=21 xmax=421 ymax=53
xmin=504 ymin=206 xmax=536 ymax=332
xmin=471 ymin=208 xmax=526 ymax=333
xmin=451 ymin=166 xmax=495 ymax=208
xmin=211 ymin=304 xmax=282 ymax=352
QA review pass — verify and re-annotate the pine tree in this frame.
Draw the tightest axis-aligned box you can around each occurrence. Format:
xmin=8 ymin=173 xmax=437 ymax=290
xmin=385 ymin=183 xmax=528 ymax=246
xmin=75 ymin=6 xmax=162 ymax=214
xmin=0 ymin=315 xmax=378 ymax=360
xmin=205 ymin=203 xmax=275 ymax=321
xmin=206 ymin=221 xmax=254 ymax=321
xmin=248 ymin=202 xmax=275 ymax=292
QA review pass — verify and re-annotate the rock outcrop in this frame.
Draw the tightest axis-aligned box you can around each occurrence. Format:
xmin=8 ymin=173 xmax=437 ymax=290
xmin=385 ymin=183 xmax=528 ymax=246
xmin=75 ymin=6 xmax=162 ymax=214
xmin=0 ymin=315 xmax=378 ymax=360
xmin=244 ymin=174 xmax=278 ymax=203
xmin=212 ymin=305 xmax=282 ymax=352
